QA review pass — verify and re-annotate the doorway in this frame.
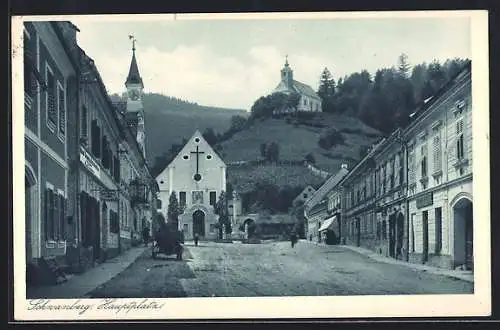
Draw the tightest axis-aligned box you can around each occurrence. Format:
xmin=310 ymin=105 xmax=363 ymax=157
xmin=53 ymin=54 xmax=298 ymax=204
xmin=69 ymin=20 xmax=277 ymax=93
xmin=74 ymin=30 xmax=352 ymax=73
xmin=453 ymin=197 xmax=473 ymax=270
xmin=388 ymin=213 xmax=396 ymax=258
xmin=396 ymin=212 xmax=405 ymax=259
xmin=193 ymin=209 xmax=205 ymax=237
xmin=355 ymin=218 xmax=360 ymax=247
xmin=25 ymin=165 xmax=37 ymax=262
xmin=422 ymin=210 xmax=429 ymax=263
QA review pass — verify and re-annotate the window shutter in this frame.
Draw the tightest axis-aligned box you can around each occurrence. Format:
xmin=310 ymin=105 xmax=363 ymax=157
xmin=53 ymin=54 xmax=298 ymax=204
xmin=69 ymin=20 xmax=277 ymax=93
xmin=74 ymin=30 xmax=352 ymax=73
xmin=91 ymin=120 xmax=97 ymax=156
xmin=44 ymin=188 xmax=51 ymax=241
xmin=53 ymin=190 xmax=60 ymax=240
xmin=96 ymin=125 xmax=101 ymax=158
xmin=47 ymin=73 xmax=57 ymax=126
xmin=58 ymin=86 xmax=65 ymax=135
xmin=433 ymin=135 xmax=441 ymax=172
xmin=60 ymin=195 xmax=66 ymax=240
xmin=48 ymin=189 xmax=54 ymax=240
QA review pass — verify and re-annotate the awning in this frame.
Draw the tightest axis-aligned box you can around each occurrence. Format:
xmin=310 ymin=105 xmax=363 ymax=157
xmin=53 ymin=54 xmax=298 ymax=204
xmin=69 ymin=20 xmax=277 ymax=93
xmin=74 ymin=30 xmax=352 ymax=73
xmin=318 ymin=216 xmax=336 ymax=232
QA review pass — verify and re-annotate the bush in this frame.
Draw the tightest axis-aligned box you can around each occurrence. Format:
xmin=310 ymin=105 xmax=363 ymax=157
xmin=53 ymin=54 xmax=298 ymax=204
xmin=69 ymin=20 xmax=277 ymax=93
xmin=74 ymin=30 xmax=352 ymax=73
xmin=318 ymin=129 xmax=346 ymax=149
xmin=304 ymin=153 xmax=316 ymax=164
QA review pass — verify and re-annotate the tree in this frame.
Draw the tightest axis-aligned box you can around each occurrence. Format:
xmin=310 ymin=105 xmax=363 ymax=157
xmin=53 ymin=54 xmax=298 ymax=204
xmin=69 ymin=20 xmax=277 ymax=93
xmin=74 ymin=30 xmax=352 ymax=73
xmin=152 ymin=213 xmax=166 ymax=235
xmin=317 ymin=67 xmax=336 ymax=112
xmin=260 ymin=143 xmax=267 ymax=158
xmin=397 ymin=53 xmax=411 ymax=78
xmin=266 ymin=142 xmax=280 ymax=162
xmin=167 ymin=191 xmax=180 ymax=228
xmin=290 ymin=200 xmax=306 ymax=239
xmin=304 ymin=153 xmax=315 ymax=164
xmin=214 ymin=191 xmax=231 ymax=237
xmin=230 ymin=115 xmax=247 ymax=132
xmin=202 ymin=127 xmax=218 ymax=146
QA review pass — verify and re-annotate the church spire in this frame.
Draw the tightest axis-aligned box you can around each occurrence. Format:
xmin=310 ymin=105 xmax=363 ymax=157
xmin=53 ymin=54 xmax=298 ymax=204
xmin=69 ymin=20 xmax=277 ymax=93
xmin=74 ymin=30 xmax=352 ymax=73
xmin=281 ymin=54 xmax=293 ymax=88
xmin=125 ymin=35 xmax=143 ymax=88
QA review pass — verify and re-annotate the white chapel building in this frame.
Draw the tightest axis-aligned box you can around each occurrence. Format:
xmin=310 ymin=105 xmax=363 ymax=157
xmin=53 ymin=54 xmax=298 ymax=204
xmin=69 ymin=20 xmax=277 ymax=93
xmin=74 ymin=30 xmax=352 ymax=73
xmin=272 ymin=56 xmax=322 ymax=113
xmin=155 ymin=131 xmax=227 ymax=240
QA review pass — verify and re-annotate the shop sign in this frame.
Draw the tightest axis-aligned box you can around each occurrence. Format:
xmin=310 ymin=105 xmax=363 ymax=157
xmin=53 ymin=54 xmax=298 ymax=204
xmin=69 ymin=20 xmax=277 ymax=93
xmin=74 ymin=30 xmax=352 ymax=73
xmin=416 ymin=192 xmax=433 ymax=209
xmin=101 ymin=189 xmax=119 ymax=201
xmin=80 ymin=147 xmax=100 ymax=179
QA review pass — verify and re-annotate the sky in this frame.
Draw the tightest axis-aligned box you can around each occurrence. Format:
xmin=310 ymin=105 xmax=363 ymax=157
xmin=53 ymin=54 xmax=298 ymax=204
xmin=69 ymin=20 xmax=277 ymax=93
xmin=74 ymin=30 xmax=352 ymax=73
xmin=70 ymin=13 xmax=471 ymax=111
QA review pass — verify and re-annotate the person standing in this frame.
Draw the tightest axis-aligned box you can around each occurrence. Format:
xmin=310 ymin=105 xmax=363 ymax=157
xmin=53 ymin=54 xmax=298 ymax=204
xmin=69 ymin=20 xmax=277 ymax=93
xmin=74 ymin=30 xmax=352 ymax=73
xmin=290 ymin=231 xmax=297 ymax=248
xmin=142 ymin=226 xmax=150 ymax=247
xmin=194 ymin=233 xmax=199 ymax=246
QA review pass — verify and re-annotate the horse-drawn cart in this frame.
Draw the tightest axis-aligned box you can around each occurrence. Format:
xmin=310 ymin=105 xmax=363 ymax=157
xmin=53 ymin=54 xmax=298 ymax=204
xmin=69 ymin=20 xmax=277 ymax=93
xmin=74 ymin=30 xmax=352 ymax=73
xmin=152 ymin=224 xmax=184 ymax=260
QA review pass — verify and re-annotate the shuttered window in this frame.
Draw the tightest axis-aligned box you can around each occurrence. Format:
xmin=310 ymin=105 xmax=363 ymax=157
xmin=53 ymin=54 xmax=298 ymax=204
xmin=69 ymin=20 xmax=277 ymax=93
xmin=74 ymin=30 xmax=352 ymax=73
xmin=44 ymin=188 xmax=66 ymax=241
xmin=44 ymin=188 xmax=54 ymax=240
xmin=113 ymin=155 xmax=120 ymax=182
xmin=420 ymin=144 xmax=428 ymax=178
xmin=456 ymin=119 xmax=465 ymax=159
xmin=433 ymin=134 xmax=441 ymax=172
xmin=91 ymin=120 xmax=101 ymax=158
xmin=408 ymin=150 xmax=416 ymax=184
xmin=81 ymin=105 xmax=88 ymax=140
xmin=58 ymin=84 xmax=65 ymax=136
xmin=102 ymin=136 xmax=110 ymax=169
xmin=209 ymin=191 xmax=217 ymax=206
xmin=46 ymin=68 xmax=57 ymax=128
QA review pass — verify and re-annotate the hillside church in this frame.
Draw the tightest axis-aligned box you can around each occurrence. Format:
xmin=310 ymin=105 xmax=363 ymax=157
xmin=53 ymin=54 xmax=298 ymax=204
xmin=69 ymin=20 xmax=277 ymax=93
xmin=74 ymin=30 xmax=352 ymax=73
xmin=272 ymin=56 xmax=322 ymax=113
xmin=156 ymin=132 xmax=227 ymax=240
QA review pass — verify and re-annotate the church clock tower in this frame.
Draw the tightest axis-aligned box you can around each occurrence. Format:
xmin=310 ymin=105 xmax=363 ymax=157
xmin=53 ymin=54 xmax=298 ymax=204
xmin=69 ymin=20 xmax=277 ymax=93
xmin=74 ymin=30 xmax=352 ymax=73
xmin=280 ymin=55 xmax=294 ymax=89
xmin=125 ymin=35 xmax=146 ymax=158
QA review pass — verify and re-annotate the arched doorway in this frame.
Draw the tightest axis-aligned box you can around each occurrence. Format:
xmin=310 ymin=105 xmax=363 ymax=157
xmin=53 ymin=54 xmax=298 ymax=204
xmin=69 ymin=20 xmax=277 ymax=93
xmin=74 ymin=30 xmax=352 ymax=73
xmin=242 ymin=219 xmax=256 ymax=238
xmin=193 ymin=210 xmax=205 ymax=237
xmin=25 ymin=165 xmax=37 ymax=262
xmin=453 ymin=197 xmax=473 ymax=270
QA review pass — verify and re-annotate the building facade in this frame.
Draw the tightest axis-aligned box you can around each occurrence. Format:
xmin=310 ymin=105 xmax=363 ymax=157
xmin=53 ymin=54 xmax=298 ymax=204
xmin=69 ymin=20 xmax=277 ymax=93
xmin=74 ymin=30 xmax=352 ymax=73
xmin=339 ymin=61 xmax=473 ymax=271
xmin=24 ymin=21 xmax=77 ymax=272
xmin=404 ymin=63 xmax=473 ymax=270
xmin=155 ymin=131 xmax=226 ymax=240
xmin=341 ymin=140 xmax=385 ymax=252
xmin=304 ymin=165 xmax=349 ymax=243
xmin=373 ymin=129 xmax=408 ymax=260
xmin=24 ymin=21 xmax=157 ymax=283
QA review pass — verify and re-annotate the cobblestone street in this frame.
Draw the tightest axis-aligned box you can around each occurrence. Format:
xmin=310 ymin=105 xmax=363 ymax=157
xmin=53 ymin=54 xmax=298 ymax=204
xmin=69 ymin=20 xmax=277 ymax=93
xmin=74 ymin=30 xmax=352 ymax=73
xmin=87 ymin=241 xmax=473 ymax=298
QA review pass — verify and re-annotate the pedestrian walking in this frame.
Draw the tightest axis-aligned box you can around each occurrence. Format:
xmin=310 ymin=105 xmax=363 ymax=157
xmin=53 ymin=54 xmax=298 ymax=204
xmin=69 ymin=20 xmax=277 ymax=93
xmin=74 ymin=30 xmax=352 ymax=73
xmin=142 ymin=226 xmax=150 ymax=247
xmin=290 ymin=231 xmax=297 ymax=248
xmin=194 ymin=233 xmax=199 ymax=246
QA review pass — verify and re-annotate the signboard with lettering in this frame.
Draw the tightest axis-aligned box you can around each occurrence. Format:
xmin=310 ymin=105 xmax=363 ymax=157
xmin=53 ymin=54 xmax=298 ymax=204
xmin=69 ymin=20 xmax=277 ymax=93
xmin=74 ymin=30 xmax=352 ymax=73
xmin=416 ymin=192 xmax=433 ymax=209
xmin=80 ymin=147 xmax=100 ymax=179
xmin=101 ymin=189 xmax=119 ymax=201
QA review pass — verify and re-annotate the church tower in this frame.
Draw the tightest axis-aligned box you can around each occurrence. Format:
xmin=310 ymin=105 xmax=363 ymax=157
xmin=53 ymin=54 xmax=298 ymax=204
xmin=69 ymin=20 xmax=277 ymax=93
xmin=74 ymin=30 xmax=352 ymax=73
xmin=280 ymin=55 xmax=294 ymax=89
xmin=124 ymin=35 xmax=146 ymax=158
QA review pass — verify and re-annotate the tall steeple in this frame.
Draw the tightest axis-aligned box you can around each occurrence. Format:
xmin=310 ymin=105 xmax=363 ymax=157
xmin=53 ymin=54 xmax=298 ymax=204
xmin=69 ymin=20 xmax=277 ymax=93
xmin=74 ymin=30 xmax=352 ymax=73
xmin=124 ymin=35 xmax=146 ymax=159
xmin=125 ymin=35 xmax=143 ymax=88
xmin=281 ymin=55 xmax=293 ymax=89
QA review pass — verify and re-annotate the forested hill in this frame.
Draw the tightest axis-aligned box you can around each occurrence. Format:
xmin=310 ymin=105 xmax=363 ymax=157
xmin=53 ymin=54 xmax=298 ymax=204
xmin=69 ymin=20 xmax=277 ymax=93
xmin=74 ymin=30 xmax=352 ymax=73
xmin=315 ymin=56 xmax=470 ymax=135
xmin=109 ymin=92 xmax=249 ymax=166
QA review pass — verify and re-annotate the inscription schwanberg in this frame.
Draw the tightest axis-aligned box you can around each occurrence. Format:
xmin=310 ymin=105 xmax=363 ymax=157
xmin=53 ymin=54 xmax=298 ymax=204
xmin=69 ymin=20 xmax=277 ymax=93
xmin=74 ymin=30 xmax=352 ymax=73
xmin=27 ymin=299 xmax=166 ymax=315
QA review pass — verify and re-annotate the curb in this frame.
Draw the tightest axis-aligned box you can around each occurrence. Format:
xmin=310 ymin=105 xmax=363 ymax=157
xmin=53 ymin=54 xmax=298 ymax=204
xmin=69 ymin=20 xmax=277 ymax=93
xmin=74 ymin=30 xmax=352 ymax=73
xmin=340 ymin=245 xmax=474 ymax=283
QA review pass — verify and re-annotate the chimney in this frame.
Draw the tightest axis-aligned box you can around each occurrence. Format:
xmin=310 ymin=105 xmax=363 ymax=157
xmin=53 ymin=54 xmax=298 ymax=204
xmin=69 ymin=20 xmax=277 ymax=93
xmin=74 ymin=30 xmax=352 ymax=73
xmin=341 ymin=164 xmax=348 ymax=170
